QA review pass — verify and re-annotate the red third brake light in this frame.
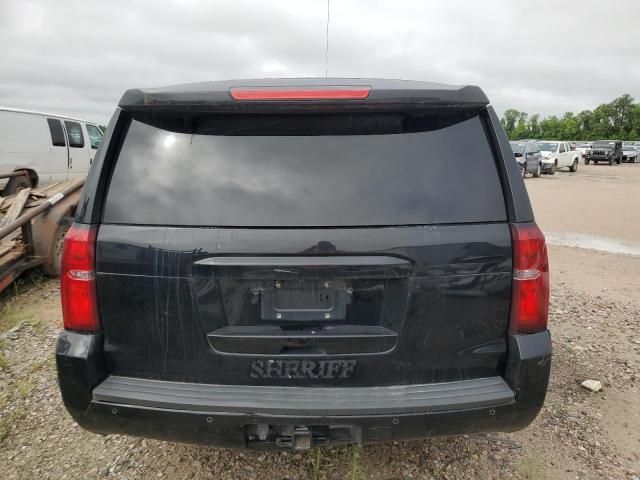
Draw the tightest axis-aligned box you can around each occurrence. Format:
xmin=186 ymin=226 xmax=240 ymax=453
xmin=60 ymin=223 xmax=100 ymax=332
xmin=229 ymin=86 xmax=371 ymax=101
xmin=509 ymin=223 xmax=549 ymax=335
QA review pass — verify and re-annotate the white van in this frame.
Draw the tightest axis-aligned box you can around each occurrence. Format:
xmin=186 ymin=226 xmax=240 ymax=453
xmin=0 ymin=107 xmax=104 ymax=194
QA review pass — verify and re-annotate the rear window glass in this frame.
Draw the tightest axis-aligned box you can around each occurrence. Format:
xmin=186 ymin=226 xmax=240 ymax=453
xmin=103 ymin=115 xmax=506 ymax=227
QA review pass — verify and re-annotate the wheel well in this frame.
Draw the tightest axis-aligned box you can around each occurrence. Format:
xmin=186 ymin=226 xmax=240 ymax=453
xmin=14 ymin=168 xmax=38 ymax=187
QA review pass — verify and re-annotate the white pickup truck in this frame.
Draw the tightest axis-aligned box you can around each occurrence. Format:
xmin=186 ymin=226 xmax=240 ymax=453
xmin=535 ymin=141 xmax=581 ymax=174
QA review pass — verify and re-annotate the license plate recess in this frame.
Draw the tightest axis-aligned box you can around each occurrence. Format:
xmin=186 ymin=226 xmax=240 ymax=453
xmin=260 ymin=279 xmax=348 ymax=321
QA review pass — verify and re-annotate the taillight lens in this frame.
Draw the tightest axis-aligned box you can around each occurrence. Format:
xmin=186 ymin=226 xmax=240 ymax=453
xmin=229 ymin=86 xmax=371 ymax=101
xmin=60 ymin=223 xmax=99 ymax=332
xmin=509 ymin=223 xmax=549 ymax=335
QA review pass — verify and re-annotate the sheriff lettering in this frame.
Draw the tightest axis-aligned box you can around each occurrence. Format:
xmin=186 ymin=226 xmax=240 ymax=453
xmin=249 ymin=359 xmax=356 ymax=379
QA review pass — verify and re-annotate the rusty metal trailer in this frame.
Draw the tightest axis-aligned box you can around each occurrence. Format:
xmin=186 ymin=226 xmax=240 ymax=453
xmin=0 ymin=177 xmax=85 ymax=293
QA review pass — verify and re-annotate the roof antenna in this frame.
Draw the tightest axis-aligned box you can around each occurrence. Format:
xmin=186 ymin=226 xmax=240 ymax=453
xmin=324 ymin=0 xmax=330 ymax=78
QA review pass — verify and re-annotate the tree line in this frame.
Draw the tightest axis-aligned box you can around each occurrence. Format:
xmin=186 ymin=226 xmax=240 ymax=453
xmin=501 ymin=94 xmax=640 ymax=141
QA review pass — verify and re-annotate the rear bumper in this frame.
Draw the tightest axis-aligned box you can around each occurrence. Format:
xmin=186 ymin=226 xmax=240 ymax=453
xmin=56 ymin=330 xmax=551 ymax=449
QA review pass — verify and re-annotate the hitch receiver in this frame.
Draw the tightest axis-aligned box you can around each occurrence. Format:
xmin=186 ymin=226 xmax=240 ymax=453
xmin=276 ymin=426 xmax=315 ymax=450
xmin=246 ymin=424 xmax=358 ymax=450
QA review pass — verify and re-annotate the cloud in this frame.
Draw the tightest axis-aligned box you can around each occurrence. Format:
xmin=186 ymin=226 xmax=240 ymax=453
xmin=1 ymin=0 xmax=639 ymax=123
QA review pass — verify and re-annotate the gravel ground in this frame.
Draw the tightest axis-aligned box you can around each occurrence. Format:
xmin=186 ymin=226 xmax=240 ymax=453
xmin=0 ymin=280 xmax=637 ymax=480
xmin=1 ymin=164 xmax=639 ymax=479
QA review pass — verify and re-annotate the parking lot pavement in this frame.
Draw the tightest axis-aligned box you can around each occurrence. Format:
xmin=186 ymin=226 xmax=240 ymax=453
xmin=0 ymin=164 xmax=638 ymax=479
xmin=527 ymin=163 xmax=640 ymax=244
xmin=526 ymin=164 xmax=640 ymax=307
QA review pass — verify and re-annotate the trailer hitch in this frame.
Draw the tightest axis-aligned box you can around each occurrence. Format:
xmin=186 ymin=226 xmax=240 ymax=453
xmin=246 ymin=424 xmax=357 ymax=450
xmin=275 ymin=426 xmax=320 ymax=450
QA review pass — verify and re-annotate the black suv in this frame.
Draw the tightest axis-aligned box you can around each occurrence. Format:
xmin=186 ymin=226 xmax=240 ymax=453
xmin=57 ymin=79 xmax=551 ymax=450
xmin=585 ymin=140 xmax=622 ymax=165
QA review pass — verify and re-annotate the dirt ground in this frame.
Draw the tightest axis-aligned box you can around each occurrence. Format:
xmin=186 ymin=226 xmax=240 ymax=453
xmin=526 ymin=163 xmax=640 ymax=306
xmin=0 ymin=163 xmax=639 ymax=480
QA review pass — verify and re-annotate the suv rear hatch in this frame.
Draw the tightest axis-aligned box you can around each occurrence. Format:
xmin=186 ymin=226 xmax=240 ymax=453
xmin=93 ymin=81 xmax=513 ymax=389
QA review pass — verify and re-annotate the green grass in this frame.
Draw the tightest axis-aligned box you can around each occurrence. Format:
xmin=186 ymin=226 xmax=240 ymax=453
xmin=0 ymin=300 xmax=47 ymax=334
xmin=307 ymin=448 xmax=323 ymax=480
xmin=0 ymin=274 xmax=54 ymax=445
xmin=13 ymin=358 xmax=49 ymax=399
xmin=0 ymin=269 xmax=45 ymax=300
xmin=15 ymin=377 xmax=35 ymax=399
xmin=346 ymin=445 xmax=365 ymax=480
xmin=0 ymin=339 xmax=7 ymax=370
xmin=0 ymin=270 xmax=49 ymax=331
xmin=0 ymin=306 xmax=34 ymax=333
xmin=0 ymin=355 xmax=51 ymax=444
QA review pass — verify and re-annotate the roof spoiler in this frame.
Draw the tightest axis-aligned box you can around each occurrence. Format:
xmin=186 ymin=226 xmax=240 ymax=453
xmin=118 ymin=78 xmax=490 ymax=114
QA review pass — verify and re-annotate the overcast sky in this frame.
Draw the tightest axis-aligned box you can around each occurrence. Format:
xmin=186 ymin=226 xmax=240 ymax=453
xmin=1 ymin=0 xmax=639 ymax=124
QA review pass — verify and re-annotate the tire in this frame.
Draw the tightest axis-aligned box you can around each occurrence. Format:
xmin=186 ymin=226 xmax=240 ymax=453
xmin=570 ymin=159 xmax=578 ymax=172
xmin=41 ymin=219 xmax=72 ymax=277
xmin=609 ymin=157 xmax=614 ymax=166
xmin=549 ymin=161 xmax=557 ymax=175
xmin=2 ymin=175 xmax=30 ymax=196
xmin=533 ymin=163 xmax=541 ymax=178
xmin=585 ymin=158 xmax=590 ymax=165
